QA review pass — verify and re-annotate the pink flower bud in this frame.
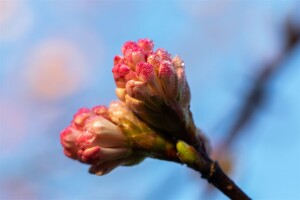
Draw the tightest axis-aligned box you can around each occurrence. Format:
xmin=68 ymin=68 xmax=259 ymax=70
xmin=122 ymin=41 xmax=139 ymax=55
xmin=113 ymin=39 xmax=188 ymax=104
xmin=79 ymin=146 xmax=101 ymax=163
xmin=158 ymin=61 xmax=178 ymax=100
xmin=60 ymin=106 xmax=131 ymax=166
xmin=135 ymin=62 xmax=165 ymax=98
xmin=61 ymin=101 xmax=179 ymax=176
xmin=112 ymin=64 xmax=131 ymax=88
xmin=114 ymin=55 xmax=124 ymax=66
xmin=72 ymin=108 xmax=90 ymax=129
xmin=124 ymin=70 xmax=138 ymax=82
xmin=155 ymin=48 xmax=172 ymax=62
xmin=125 ymin=80 xmax=152 ymax=101
xmin=84 ymin=116 xmax=127 ymax=148
xmin=79 ymin=146 xmax=129 ymax=164
xmin=108 ymin=101 xmax=131 ymax=124
xmin=92 ymin=105 xmax=110 ymax=120
xmin=147 ymin=53 xmax=161 ymax=70
xmin=124 ymin=48 xmax=146 ymax=70
xmin=112 ymin=39 xmax=195 ymax=142
xmin=137 ymin=38 xmax=154 ymax=53
xmin=136 ymin=62 xmax=155 ymax=82
xmin=172 ymin=56 xmax=191 ymax=108
xmin=108 ymin=100 xmax=147 ymax=133
xmin=60 ymin=127 xmax=81 ymax=159
xmin=172 ymin=56 xmax=184 ymax=70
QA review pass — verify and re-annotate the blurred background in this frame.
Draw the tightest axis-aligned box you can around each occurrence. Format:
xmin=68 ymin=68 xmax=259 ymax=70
xmin=1 ymin=0 xmax=300 ymax=199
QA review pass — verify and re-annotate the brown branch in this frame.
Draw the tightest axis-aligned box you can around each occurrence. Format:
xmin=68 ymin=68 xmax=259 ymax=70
xmin=206 ymin=161 xmax=249 ymax=200
xmin=186 ymin=148 xmax=251 ymax=200
xmin=176 ymin=140 xmax=250 ymax=199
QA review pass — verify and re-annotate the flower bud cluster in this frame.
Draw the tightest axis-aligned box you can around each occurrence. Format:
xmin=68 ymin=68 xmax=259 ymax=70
xmin=113 ymin=39 xmax=190 ymax=108
xmin=113 ymin=39 xmax=199 ymax=146
xmin=61 ymin=101 xmax=178 ymax=175
xmin=60 ymin=105 xmax=137 ymax=175
xmin=60 ymin=38 xmax=211 ymax=175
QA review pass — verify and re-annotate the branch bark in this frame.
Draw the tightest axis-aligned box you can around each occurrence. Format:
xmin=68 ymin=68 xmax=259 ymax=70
xmin=196 ymin=150 xmax=250 ymax=200
xmin=177 ymin=141 xmax=250 ymax=199
xmin=205 ymin=161 xmax=249 ymax=200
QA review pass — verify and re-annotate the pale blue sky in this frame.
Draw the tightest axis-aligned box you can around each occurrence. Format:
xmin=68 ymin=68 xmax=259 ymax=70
xmin=1 ymin=1 xmax=299 ymax=199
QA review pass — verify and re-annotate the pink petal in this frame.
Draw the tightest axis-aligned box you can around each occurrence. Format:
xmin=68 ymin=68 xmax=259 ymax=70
xmin=137 ymin=38 xmax=154 ymax=53
xmin=121 ymin=41 xmax=139 ymax=55
xmin=136 ymin=62 xmax=154 ymax=82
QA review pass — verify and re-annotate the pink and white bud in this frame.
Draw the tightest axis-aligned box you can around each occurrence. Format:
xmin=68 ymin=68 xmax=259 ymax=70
xmin=122 ymin=41 xmax=139 ymax=55
xmin=72 ymin=108 xmax=90 ymax=129
xmin=92 ymin=105 xmax=110 ymax=120
xmin=158 ymin=61 xmax=178 ymax=100
xmin=172 ymin=56 xmax=184 ymax=69
xmin=113 ymin=39 xmax=189 ymax=104
xmin=78 ymin=145 xmax=129 ymax=164
xmin=124 ymin=49 xmax=146 ymax=70
xmin=84 ymin=116 xmax=128 ymax=148
xmin=60 ymin=106 xmax=131 ymax=166
xmin=136 ymin=62 xmax=155 ymax=82
xmin=108 ymin=100 xmax=144 ymax=131
xmin=112 ymin=39 xmax=194 ymax=139
xmin=60 ymin=127 xmax=81 ymax=159
xmin=114 ymin=55 xmax=124 ymax=66
xmin=147 ymin=53 xmax=161 ymax=70
xmin=61 ymin=100 xmax=179 ymax=175
xmin=137 ymin=38 xmax=154 ymax=53
xmin=173 ymin=60 xmax=191 ymax=108
xmin=135 ymin=62 xmax=164 ymax=97
xmin=124 ymin=70 xmax=138 ymax=82
xmin=126 ymin=80 xmax=152 ymax=101
xmin=155 ymin=48 xmax=172 ymax=62
xmin=108 ymin=101 xmax=129 ymax=124
xmin=112 ymin=64 xmax=131 ymax=88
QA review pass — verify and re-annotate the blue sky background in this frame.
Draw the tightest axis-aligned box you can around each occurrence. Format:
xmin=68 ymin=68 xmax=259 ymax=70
xmin=1 ymin=0 xmax=300 ymax=199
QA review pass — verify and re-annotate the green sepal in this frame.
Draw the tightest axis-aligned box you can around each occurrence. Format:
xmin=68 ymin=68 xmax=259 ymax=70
xmin=122 ymin=155 xmax=146 ymax=166
xmin=176 ymin=140 xmax=200 ymax=165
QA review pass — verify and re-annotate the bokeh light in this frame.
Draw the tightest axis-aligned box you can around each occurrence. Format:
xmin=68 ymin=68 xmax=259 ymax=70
xmin=24 ymin=38 xmax=89 ymax=102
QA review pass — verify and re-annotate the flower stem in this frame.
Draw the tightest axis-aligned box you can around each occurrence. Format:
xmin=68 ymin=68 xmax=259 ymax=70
xmin=191 ymin=149 xmax=250 ymax=200
xmin=131 ymin=132 xmax=250 ymax=199
xmin=203 ymin=161 xmax=250 ymax=199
